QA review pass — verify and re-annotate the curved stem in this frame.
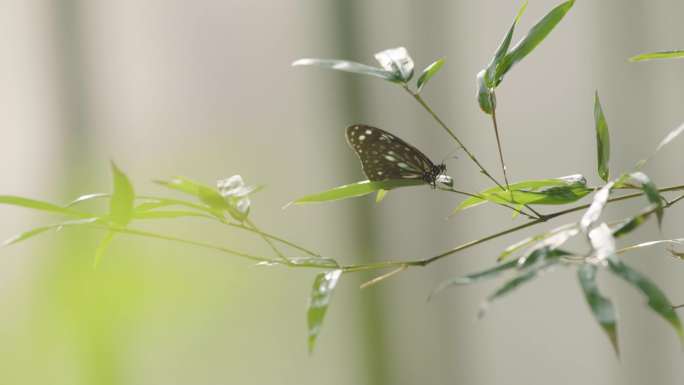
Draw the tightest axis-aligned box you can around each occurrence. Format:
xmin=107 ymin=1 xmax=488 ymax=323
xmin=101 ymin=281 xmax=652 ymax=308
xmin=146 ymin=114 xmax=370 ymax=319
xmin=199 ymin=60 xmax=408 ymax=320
xmin=489 ymin=91 xmax=512 ymax=194
xmin=342 ymin=185 xmax=684 ymax=270
xmin=403 ymin=85 xmax=505 ymax=190
xmin=437 ymin=185 xmax=538 ymax=220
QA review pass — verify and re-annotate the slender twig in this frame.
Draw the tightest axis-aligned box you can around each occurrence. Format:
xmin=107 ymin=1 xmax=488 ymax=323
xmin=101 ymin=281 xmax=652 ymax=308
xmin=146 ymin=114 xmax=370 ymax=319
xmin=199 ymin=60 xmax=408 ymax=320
xmin=359 ymin=264 xmax=408 ymax=289
xmin=342 ymin=185 xmax=684 ymax=270
xmin=402 ymin=85 xmax=505 ymax=190
xmin=489 ymin=91 xmax=512 ymax=194
xmin=245 ymin=218 xmax=290 ymax=262
xmin=437 ymin=186 xmax=538 ymax=220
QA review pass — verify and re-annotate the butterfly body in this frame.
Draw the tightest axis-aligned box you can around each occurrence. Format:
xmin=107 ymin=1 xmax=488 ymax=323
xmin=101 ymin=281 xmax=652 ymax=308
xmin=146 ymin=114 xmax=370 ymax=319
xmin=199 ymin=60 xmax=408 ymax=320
xmin=345 ymin=124 xmax=447 ymax=187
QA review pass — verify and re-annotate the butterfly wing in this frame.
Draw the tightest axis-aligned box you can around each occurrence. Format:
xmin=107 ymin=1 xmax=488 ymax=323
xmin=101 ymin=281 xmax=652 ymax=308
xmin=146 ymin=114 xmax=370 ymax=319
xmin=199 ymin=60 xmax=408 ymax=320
xmin=345 ymin=124 xmax=436 ymax=181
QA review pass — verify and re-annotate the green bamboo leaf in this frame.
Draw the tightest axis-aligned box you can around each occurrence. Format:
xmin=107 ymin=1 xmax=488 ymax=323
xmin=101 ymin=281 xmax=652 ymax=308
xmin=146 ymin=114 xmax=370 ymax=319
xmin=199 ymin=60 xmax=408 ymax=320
xmin=577 ymin=264 xmax=619 ymax=355
xmin=156 ymin=177 xmax=229 ymax=212
xmin=453 ymin=175 xmax=588 ymax=213
xmin=612 ymin=208 xmax=653 ymax=238
xmin=3 ymin=218 xmax=100 ymax=246
xmin=429 ymin=259 xmax=519 ymax=299
xmin=479 ymin=254 xmax=563 ymax=318
xmin=288 ymin=179 xmax=425 ymax=206
xmin=629 ymin=172 xmax=663 ymax=227
xmin=109 ymin=162 xmax=135 ymax=226
xmin=608 ymin=259 xmax=684 ymax=345
xmin=594 ymin=92 xmax=610 ymax=182
xmin=292 ymin=58 xmax=399 ymax=82
xmin=495 ymin=0 xmax=575 ymax=81
xmin=93 ymin=231 xmax=116 ymax=268
xmin=629 ymin=50 xmax=684 ymax=62
xmin=0 ymin=195 xmax=92 ymax=218
xmin=485 ymin=1 xmax=528 ymax=87
xmin=416 ymin=58 xmax=445 ymax=93
xmin=477 ymin=70 xmax=495 ymax=114
xmin=307 ymin=269 xmax=343 ymax=353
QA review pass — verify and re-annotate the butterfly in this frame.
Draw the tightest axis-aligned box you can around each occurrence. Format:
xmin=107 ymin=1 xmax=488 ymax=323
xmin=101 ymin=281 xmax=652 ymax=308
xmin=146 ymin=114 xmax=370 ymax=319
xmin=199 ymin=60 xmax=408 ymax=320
xmin=345 ymin=124 xmax=448 ymax=187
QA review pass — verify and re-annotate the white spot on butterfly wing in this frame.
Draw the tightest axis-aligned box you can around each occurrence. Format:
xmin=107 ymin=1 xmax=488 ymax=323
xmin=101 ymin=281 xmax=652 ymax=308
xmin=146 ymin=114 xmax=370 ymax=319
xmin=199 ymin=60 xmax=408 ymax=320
xmin=365 ymin=129 xmax=372 ymax=135
xmin=359 ymin=135 xmax=366 ymax=141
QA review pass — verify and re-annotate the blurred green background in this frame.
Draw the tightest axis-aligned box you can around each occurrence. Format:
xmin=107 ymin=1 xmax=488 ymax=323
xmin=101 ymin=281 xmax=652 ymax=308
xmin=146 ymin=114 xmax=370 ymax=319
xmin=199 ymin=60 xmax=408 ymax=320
xmin=1 ymin=1 xmax=684 ymax=384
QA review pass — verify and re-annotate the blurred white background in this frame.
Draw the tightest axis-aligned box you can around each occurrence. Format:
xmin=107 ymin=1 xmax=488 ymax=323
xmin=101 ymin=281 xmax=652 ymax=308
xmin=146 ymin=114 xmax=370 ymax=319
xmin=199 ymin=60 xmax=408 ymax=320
xmin=1 ymin=1 xmax=683 ymax=384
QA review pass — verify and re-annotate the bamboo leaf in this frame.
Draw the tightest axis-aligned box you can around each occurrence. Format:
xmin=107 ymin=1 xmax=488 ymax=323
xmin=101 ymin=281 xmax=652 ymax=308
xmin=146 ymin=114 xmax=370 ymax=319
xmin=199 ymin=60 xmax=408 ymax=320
xmin=292 ymin=59 xmax=399 ymax=82
xmin=156 ymin=177 xmax=229 ymax=212
xmin=374 ymin=47 xmax=414 ymax=82
xmin=93 ymin=231 xmax=116 ymax=268
xmin=288 ymin=179 xmax=425 ymax=206
xmin=485 ymin=1 xmax=528 ymax=87
xmin=453 ymin=175 xmax=588 ymax=214
xmin=629 ymin=172 xmax=664 ymax=227
xmin=109 ymin=162 xmax=135 ymax=226
xmin=417 ymin=58 xmax=445 ymax=93
xmin=608 ymin=259 xmax=684 ymax=345
xmin=629 ymin=50 xmax=684 ymax=62
xmin=495 ymin=0 xmax=575 ymax=82
xmin=429 ymin=259 xmax=519 ymax=299
xmin=580 ymin=181 xmax=615 ymax=232
xmin=594 ymin=92 xmax=610 ymax=182
xmin=3 ymin=218 xmax=100 ymax=246
xmin=307 ymin=269 xmax=343 ymax=353
xmin=577 ymin=264 xmax=619 ymax=355
xmin=0 ymin=195 xmax=92 ymax=218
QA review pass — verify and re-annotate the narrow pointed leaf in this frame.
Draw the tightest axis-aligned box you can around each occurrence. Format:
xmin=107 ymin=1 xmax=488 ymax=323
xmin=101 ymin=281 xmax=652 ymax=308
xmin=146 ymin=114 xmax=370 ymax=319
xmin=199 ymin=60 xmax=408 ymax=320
xmin=93 ymin=231 xmax=115 ymax=268
xmin=416 ymin=58 xmax=445 ymax=93
xmin=479 ymin=257 xmax=562 ymax=317
xmin=629 ymin=172 xmax=663 ymax=227
xmin=618 ymin=238 xmax=684 ymax=254
xmin=608 ymin=259 xmax=684 ymax=345
xmin=453 ymin=175 xmax=588 ymax=213
xmin=654 ymin=122 xmax=684 ymax=155
xmin=594 ymin=92 xmax=610 ymax=182
xmin=3 ymin=218 xmax=100 ymax=246
xmin=629 ymin=50 xmax=684 ymax=62
xmin=580 ymin=181 xmax=615 ymax=232
xmin=374 ymin=47 xmax=414 ymax=82
xmin=109 ymin=162 xmax=135 ymax=226
xmin=495 ymin=0 xmax=575 ymax=81
xmin=289 ymin=179 xmax=425 ymax=205
xmin=430 ymin=259 xmax=519 ymax=299
xmin=0 ymin=195 xmax=92 ymax=218
xmin=307 ymin=269 xmax=343 ymax=353
xmin=485 ymin=1 xmax=528 ymax=87
xmin=612 ymin=208 xmax=653 ymax=238
xmin=292 ymin=58 xmax=398 ymax=82
xmin=156 ymin=177 xmax=229 ymax=212
xmin=577 ymin=264 xmax=619 ymax=355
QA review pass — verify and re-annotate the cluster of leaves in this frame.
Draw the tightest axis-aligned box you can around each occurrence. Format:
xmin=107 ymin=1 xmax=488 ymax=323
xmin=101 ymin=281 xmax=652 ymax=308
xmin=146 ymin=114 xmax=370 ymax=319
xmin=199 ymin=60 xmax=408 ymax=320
xmin=2 ymin=0 xmax=684 ymax=356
